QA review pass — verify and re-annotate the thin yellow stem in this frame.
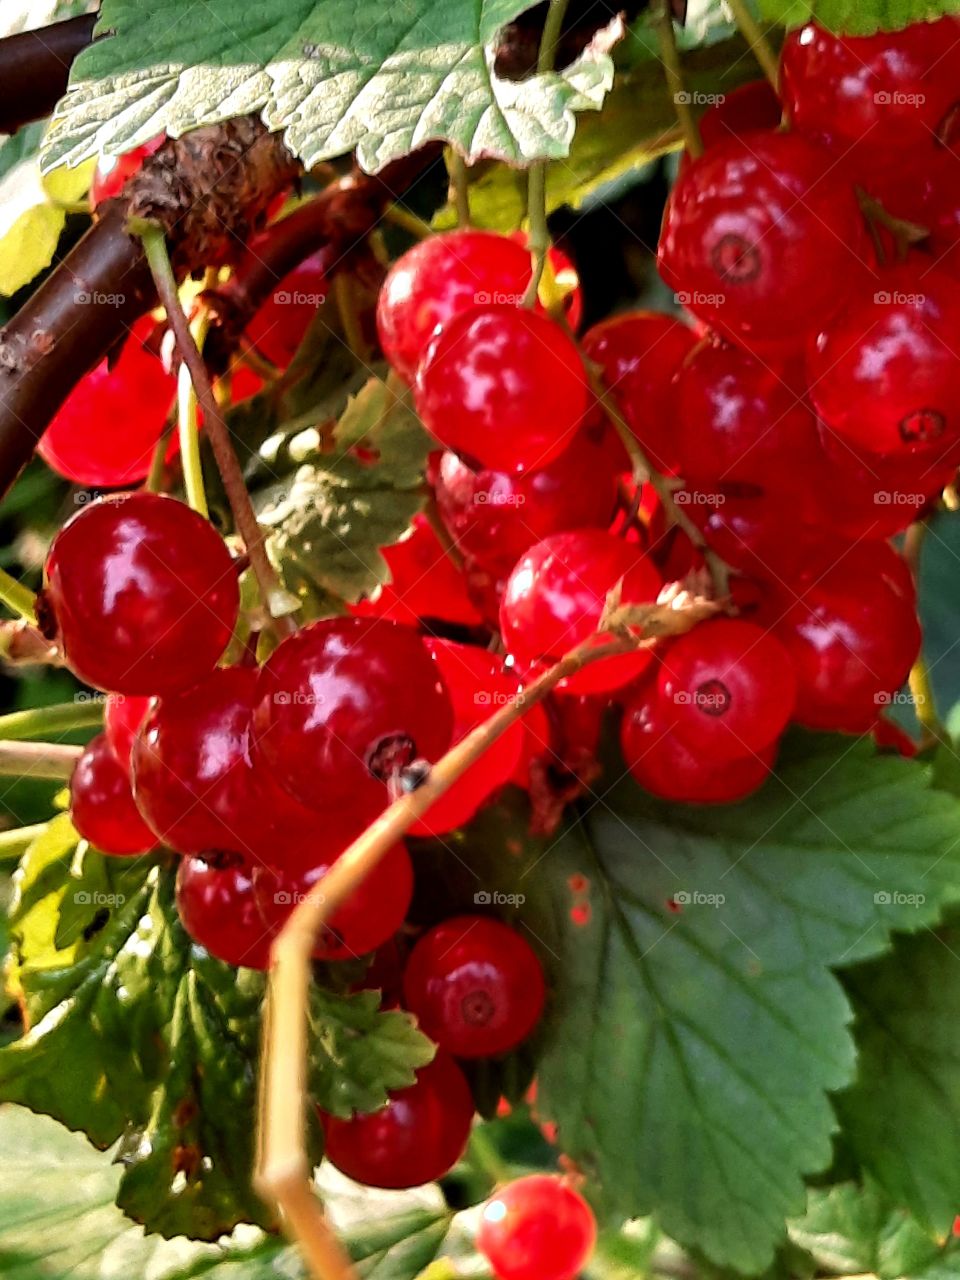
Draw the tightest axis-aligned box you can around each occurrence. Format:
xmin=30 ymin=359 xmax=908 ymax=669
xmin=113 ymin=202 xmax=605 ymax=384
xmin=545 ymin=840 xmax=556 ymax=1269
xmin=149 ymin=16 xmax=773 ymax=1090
xmin=657 ymin=0 xmax=703 ymax=160
xmin=0 ymin=566 xmax=37 ymax=625
xmin=724 ymin=0 xmax=780 ymax=91
xmin=448 ymin=152 xmax=471 ymax=228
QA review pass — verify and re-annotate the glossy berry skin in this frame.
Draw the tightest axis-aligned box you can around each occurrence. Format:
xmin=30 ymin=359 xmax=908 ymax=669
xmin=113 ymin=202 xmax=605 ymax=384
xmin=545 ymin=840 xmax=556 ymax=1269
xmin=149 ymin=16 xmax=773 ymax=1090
xmin=477 ymin=1175 xmax=597 ymax=1280
xmin=131 ymin=667 xmax=261 ymax=855
xmin=416 ymin=306 xmax=589 ymax=475
xmin=377 ymin=230 xmax=533 ymax=383
xmin=350 ymin=514 xmax=482 ymax=628
xmin=70 ymin=733 xmax=159 ymax=856
xmin=175 ymin=853 xmax=274 ymax=970
xmin=699 ymin=80 xmax=783 ymax=149
xmin=255 ymin=839 xmax=413 ymax=960
xmin=658 ymin=619 xmax=796 ymax=763
xmin=781 ymin=19 xmax=960 ymax=164
xmin=675 ymin=338 xmax=820 ymax=490
xmin=808 ymin=265 xmax=960 ymax=460
xmin=243 ymin=248 xmax=328 ymax=368
xmin=320 ymin=1052 xmax=474 ymax=1189
xmin=434 ymin=420 xmax=624 ymax=572
xmin=621 ymin=682 xmax=774 ymax=804
xmin=408 ymin=641 xmax=525 ymax=837
xmin=42 ymin=493 xmax=239 ymax=697
xmin=659 ymin=132 xmax=864 ymax=345
xmin=403 ymin=916 xmax=545 ymax=1058
xmin=104 ymin=693 xmax=152 ymax=773
xmin=767 ymin=547 xmax=921 ymax=733
xmin=252 ymin=618 xmax=454 ymax=819
xmin=580 ymin=312 xmax=697 ymax=474
xmin=90 ymin=134 xmax=164 ymax=204
xmin=501 ymin=530 xmax=662 ymax=695
xmin=38 ymin=317 xmax=177 ymax=487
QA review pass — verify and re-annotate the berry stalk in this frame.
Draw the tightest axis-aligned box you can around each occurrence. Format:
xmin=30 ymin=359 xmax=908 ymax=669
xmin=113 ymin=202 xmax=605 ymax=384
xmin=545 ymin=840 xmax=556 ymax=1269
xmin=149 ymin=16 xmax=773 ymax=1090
xmin=134 ymin=220 xmax=298 ymax=633
xmin=0 ymin=699 xmax=104 ymax=741
xmin=723 ymin=0 xmax=780 ymax=91
xmin=657 ymin=0 xmax=704 ymax=160
xmin=0 ymin=741 xmax=82 ymax=780
xmin=0 ymin=566 xmax=38 ymax=626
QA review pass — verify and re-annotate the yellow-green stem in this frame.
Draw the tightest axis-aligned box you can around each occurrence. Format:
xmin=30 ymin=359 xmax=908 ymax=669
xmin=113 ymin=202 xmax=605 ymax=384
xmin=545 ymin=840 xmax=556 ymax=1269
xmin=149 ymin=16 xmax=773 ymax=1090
xmin=0 ymin=698 xmax=103 ymax=740
xmin=657 ymin=0 xmax=703 ymax=159
xmin=724 ymin=0 xmax=780 ymax=91
xmin=0 ymin=823 xmax=47 ymax=862
xmin=448 ymin=152 xmax=471 ymax=228
xmin=0 ymin=566 xmax=37 ymax=625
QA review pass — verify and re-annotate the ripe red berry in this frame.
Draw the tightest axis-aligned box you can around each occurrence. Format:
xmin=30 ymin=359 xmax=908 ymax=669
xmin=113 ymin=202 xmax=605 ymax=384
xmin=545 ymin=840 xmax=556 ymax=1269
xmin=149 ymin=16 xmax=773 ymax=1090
xmin=477 ymin=1175 xmax=597 ymax=1280
xmin=808 ymin=264 xmax=960 ymax=460
xmin=698 ymin=80 xmax=783 ymax=149
xmin=350 ymin=513 xmax=482 ymax=628
xmin=320 ymin=1052 xmax=474 ymax=1188
xmin=70 ymin=733 xmax=159 ymax=856
xmin=255 ymin=837 xmax=412 ymax=961
xmin=657 ymin=619 xmax=796 ymax=763
xmin=434 ymin=420 xmax=624 ymax=572
xmin=580 ymin=311 xmax=697 ymax=474
xmin=408 ymin=641 xmax=525 ymax=837
xmin=415 ymin=306 xmax=588 ymax=475
xmin=621 ymin=681 xmax=774 ymax=804
xmin=675 ymin=338 xmax=820 ymax=491
xmin=252 ymin=618 xmax=454 ymax=820
xmin=377 ymin=230 xmax=533 ymax=383
xmin=175 ymin=852 xmax=274 ymax=970
xmin=38 ymin=317 xmax=177 ymax=487
xmin=41 ymin=493 xmax=239 ymax=696
xmin=243 ymin=248 xmax=328 ymax=368
xmin=403 ymin=915 xmax=545 ymax=1057
xmin=659 ymin=132 xmax=865 ymax=345
xmin=104 ymin=693 xmax=151 ymax=773
xmin=90 ymin=134 xmax=165 ymax=204
xmin=500 ymin=530 xmax=662 ymax=695
xmin=781 ymin=18 xmax=960 ymax=165
xmin=767 ymin=545 xmax=921 ymax=733
xmin=131 ymin=667 xmax=262 ymax=855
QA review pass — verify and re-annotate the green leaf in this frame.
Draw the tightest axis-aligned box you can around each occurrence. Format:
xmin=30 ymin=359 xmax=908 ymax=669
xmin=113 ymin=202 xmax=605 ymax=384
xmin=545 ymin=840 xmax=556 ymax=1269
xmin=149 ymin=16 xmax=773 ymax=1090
xmin=415 ymin=734 xmax=960 ymax=1273
xmin=788 ymin=1181 xmax=955 ymax=1279
xmin=309 ymin=987 xmax=435 ymax=1118
xmin=835 ymin=924 xmax=960 ymax=1240
xmin=0 ymin=152 xmax=92 ymax=296
xmin=755 ymin=0 xmax=960 ymax=35
xmin=434 ymin=35 xmax=763 ymax=231
xmin=260 ymin=375 xmax=434 ymax=611
xmin=43 ymin=1 xmax=618 ymax=177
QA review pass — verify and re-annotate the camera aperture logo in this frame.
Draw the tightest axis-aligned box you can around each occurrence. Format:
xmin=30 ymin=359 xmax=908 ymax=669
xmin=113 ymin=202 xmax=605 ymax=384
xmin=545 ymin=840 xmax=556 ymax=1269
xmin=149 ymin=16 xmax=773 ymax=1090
xmin=474 ymin=890 xmax=526 ymax=906
xmin=74 ymin=890 xmax=125 ymax=906
xmin=674 ymin=890 xmax=725 ymax=907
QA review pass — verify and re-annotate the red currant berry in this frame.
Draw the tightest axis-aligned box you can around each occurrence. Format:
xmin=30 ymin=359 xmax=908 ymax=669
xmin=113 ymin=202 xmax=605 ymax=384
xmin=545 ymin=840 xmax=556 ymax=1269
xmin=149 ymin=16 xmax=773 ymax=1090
xmin=403 ymin=915 xmax=545 ymax=1058
xmin=408 ymin=641 xmax=525 ymax=836
xmin=104 ymin=693 xmax=152 ymax=773
xmin=350 ymin=514 xmax=481 ymax=628
xmin=675 ymin=338 xmax=820 ymax=490
xmin=808 ymin=263 xmax=960 ymax=460
xmin=781 ymin=19 xmax=960 ymax=164
xmin=243 ymin=248 xmax=328 ymax=368
xmin=70 ymin=733 xmax=159 ymax=856
xmin=767 ymin=545 xmax=921 ymax=733
xmin=320 ymin=1052 xmax=474 ymax=1188
xmin=255 ymin=838 xmax=412 ymax=960
xmin=621 ymin=681 xmax=774 ymax=804
xmin=434 ymin=420 xmax=624 ymax=572
xmin=477 ymin=1175 xmax=597 ymax=1280
xmin=659 ymin=132 xmax=865 ymax=345
xmin=580 ymin=311 xmax=697 ymax=474
xmin=377 ymin=230 xmax=533 ymax=383
xmin=699 ymin=80 xmax=783 ymax=149
xmin=511 ymin=698 xmax=551 ymax=788
xmin=415 ymin=306 xmax=588 ymax=475
xmin=175 ymin=852 xmax=274 ymax=970
xmin=501 ymin=530 xmax=661 ymax=695
xmin=41 ymin=493 xmax=239 ymax=696
xmin=38 ymin=317 xmax=177 ymax=487
xmin=252 ymin=618 xmax=454 ymax=819
xmin=131 ymin=666 xmax=262 ymax=855
xmin=658 ymin=619 xmax=796 ymax=763
xmin=90 ymin=134 xmax=165 ymax=204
